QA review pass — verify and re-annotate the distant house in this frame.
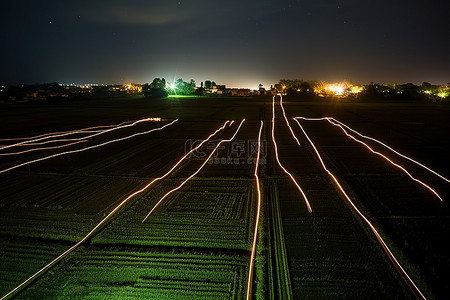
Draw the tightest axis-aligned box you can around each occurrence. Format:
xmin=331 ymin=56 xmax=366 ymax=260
xmin=231 ymin=89 xmax=251 ymax=96
xmin=211 ymin=85 xmax=227 ymax=95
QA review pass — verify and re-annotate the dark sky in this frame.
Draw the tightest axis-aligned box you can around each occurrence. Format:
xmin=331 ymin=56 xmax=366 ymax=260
xmin=1 ymin=0 xmax=449 ymax=88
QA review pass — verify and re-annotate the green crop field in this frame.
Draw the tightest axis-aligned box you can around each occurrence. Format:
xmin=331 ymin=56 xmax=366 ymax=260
xmin=94 ymin=178 xmax=256 ymax=250
xmin=18 ymin=247 xmax=248 ymax=299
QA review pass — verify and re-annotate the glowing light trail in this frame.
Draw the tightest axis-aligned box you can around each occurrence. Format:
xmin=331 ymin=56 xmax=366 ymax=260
xmin=0 ymin=120 xmax=230 ymax=300
xmin=0 ymin=126 xmax=123 ymax=142
xmin=246 ymin=120 xmax=263 ymax=300
xmin=326 ymin=118 xmax=443 ymax=201
xmin=0 ymin=118 xmax=162 ymax=151
xmin=0 ymin=118 xmax=163 ymax=143
xmin=0 ymin=140 xmax=88 ymax=156
xmin=279 ymin=95 xmax=300 ymax=145
xmin=142 ymin=119 xmax=246 ymax=222
xmin=328 ymin=117 xmax=450 ymax=184
xmin=272 ymin=95 xmax=312 ymax=213
xmin=294 ymin=117 xmax=443 ymax=201
xmin=0 ymin=120 xmax=178 ymax=174
xmin=1 ymin=138 xmax=91 ymax=147
xmin=294 ymin=118 xmax=427 ymax=300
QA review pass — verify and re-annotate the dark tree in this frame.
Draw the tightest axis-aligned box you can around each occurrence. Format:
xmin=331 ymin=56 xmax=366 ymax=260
xmin=143 ymin=78 xmax=168 ymax=98
xmin=149 ymin=78 xmax=166 ymax=89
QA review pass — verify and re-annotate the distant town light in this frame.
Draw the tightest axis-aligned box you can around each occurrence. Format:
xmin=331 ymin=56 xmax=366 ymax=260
xmin=350 ymin=86 xmax=363 ymax=94
xmin=167 ymin=82 xmax=176 ymax=91
xmin=327 ymin=84 xmax=345 ymax=96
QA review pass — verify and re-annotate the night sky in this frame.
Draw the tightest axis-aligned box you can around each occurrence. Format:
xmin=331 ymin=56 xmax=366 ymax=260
xmin=1 ymin=0 xmax=449 ymax=88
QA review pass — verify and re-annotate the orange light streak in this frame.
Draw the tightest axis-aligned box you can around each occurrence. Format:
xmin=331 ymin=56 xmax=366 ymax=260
xmin=246 ymin=120 xmax=263 ymax=300
xmin=0 ymin=120 xmax=229 ymax=300
xmin=279 ymin=95 xmax=300 ymax=145
xmin=0 ymin=117 xmax=161 ymax=151
xmin=325 ymin=118 xmax=443 ymax=201
xmin=142 ymin=119 xmax=246 ymax=222
xmin=294 ymin=118 xmax=427 ymax=300
xmin=0 ymin=140 xmax=88 ymax=156
xmin=1 ymin=138 xmax=93 ymax=147
xmin=0 ymin=118 xmax=162 ymax=143
xmin=294 ymin=117 xmax=443 ymax=202
xmin=0 ymin=124 xmax=127 ymax=142
xmin=272 ymin=95 xmax=312 ymax=213
xmin=0 ymin=120 xmax=178 ymax=174
xmin=328 ymin=117 xmax=450 ymax=184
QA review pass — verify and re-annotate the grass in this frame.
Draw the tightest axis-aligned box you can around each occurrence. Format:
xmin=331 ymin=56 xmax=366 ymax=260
xmin=19 ymin=247 xmax=248 ymax=299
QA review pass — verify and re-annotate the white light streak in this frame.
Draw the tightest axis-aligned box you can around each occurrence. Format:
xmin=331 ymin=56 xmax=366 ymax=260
xmin=0 ymin=120 xmax=178 ymax=174
xmin=294 ymin=117 xmax=444 ymax=201
xmin=327 ymin=117 xmax=450 ymax=184
xmin=0 ymin=118 xmax=161 ymax=151
xmin=246 ymin=120 xmax=263 ymax=300
xmin=0 ymin=136 xmax=100 ymax=147
xmin=142 ymin=119 xmax=246 ymax=222
xmin=325 ymin=118 xmax=443 ymax=201
xmin=0 ymin=120 xmax=229 ymax=300
xmin=279 ymin=95 xmax=300 ymax=145
xmin=272 ymin=95 xmax=312 ymax=213
xmin=0 ymin=140 xmax=88 ymax=156
xmin=294 ymin=118 xmax=427 ymax=300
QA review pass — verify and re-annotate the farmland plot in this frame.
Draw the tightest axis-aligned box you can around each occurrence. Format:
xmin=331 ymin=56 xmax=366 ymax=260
xmin=95 ymin=178 xmax=256 ymax=250
xmin=17 ymin=246 xmax=248 ymax=299
xmin=0 ymin=239 xmax=68 ymax=296
xmin=275 ymin=176 xmax=414 ymax=299
xmin=295 ymin=118 xmax=450 ymax=298
xmin=0 ymin=173 xmax=148 ymax=241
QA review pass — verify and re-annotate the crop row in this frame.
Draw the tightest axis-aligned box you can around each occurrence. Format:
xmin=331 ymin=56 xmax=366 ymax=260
xmin=19 ymin=248 xmax=247 ymax=299
xmin=94 ymin=179 xmax=256 ymax=249
xmin=272 ymin=176 xmax=414 ymax=299
xmin=1 ymin=174 xmax=145 ymax=213
xmin=0 ymin=240 xmax=67 ymax=296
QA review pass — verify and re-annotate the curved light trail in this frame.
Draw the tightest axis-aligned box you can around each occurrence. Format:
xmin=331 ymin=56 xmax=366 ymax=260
xmin=0 ymin=118 xmax=161 ymax=151
xmin=1 ymin=138 xmax=90 ymax=147
xmin=0 ymin=120 xmax=178 ymax=175
xmin=326 ymin=118 xmax=443 ymax=201
xmin=0 ymin=118 xmax=146 ymax=142
xmin=294 ymin=117 xmax=443 ymax=201
xmin=272 ymin=95 xmax=312 ymax=213
xmin=328 ymin=117 xmax=450 ymax=184
xmin=294 ymin=118 xmax=427 ymax=300
xmin=0 ymin=120 xmax=230 ymax=300
xmin=0 ymin=140 xmax=88 ymax=156
xmin=142 ymin=119 xmax=245 ymax=222
xmin=279 ymin=95 xmax=300 ymax=145
xmin=295 ymin=116 xmax=449 ymax=184
xmin=246 ymin=120 xmax=264 ymax=300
